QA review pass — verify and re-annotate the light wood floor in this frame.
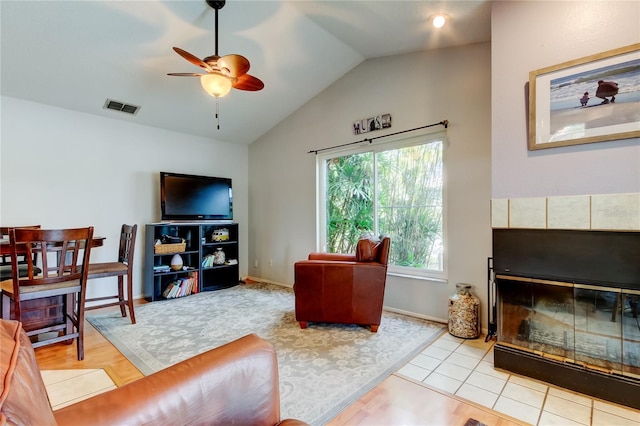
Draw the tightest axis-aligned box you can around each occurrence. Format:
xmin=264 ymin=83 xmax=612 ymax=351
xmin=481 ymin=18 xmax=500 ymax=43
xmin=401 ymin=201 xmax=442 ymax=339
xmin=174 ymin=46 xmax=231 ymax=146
xmin=34 ymin=306 xmax=522 ymax=425
xmin=328 ymin=375 xmax=523 ymax=426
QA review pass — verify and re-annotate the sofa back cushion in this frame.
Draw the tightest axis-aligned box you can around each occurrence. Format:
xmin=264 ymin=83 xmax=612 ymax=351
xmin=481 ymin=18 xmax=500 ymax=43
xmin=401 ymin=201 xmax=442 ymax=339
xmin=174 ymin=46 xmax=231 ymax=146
xmin=0 ymin=319 xmax=56 ymax=426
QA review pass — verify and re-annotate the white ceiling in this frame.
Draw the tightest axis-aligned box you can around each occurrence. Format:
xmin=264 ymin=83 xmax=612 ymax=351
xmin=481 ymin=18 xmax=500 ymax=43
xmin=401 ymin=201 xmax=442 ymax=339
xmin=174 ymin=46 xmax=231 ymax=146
xmin=0 ymin=1 xmax=491 ymax=145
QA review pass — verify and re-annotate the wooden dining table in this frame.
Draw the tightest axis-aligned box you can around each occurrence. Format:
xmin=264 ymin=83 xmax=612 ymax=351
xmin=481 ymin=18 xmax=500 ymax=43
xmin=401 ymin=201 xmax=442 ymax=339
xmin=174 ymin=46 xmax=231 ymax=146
xmin=0 ymin=236 xmax=106 ymax=256
xmin=0 ymin=236 xmax=106 ymax=332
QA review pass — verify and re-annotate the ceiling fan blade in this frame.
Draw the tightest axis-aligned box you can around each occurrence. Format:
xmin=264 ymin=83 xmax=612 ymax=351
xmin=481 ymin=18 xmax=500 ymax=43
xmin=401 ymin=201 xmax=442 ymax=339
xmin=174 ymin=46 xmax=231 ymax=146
xmin=167 ymin=73 xmax=203 ymax=77
xmin=218 ymin=54 xmax=250 ymax=77
xmin=233 ymin=74 xmax=264 ymax=91
xmin=173 ymin=47 xmax=212 ymax=71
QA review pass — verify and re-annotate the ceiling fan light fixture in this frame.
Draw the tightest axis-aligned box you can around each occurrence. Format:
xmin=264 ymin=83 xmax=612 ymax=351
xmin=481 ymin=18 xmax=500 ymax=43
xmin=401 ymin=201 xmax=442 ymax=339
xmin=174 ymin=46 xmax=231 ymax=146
xmin=432 ymin=14 xmax=448 ymax=28
xmin=200 ymin=72 xmax=232 ymax=98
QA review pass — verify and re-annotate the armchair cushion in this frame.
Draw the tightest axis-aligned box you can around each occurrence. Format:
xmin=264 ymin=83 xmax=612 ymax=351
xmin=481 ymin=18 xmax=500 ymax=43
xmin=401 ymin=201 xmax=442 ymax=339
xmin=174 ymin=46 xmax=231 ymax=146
xmin=355 ymin=236 xmax=381 ymax=262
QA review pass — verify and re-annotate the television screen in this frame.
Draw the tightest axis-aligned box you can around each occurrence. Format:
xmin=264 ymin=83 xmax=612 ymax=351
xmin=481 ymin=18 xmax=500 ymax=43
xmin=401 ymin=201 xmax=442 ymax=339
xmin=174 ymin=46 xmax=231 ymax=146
xmin=161 ymin=172 xmax=233 ymax=221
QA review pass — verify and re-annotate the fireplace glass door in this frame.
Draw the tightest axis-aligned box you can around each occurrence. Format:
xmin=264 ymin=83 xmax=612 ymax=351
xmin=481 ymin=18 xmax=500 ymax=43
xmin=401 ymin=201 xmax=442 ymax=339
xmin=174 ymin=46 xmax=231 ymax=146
xmin=497 ymin=278 xmax=640 ymax=379
xmin=621 ymin=291 xmax=640 ymax=378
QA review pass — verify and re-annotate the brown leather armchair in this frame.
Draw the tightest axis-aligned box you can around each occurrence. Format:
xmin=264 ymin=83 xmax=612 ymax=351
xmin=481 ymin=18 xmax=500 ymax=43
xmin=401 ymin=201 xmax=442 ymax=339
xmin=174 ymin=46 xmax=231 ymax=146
xmin=0 ymin=319 xmax=308 ymax=426
xmin=294 ymin=236 xmax=390 ymax=332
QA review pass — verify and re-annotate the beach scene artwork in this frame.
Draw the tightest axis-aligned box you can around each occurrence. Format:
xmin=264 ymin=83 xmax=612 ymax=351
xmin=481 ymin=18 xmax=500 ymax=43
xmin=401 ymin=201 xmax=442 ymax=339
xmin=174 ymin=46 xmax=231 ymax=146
xmin=530 ymin=45 xmax=640 ymax=149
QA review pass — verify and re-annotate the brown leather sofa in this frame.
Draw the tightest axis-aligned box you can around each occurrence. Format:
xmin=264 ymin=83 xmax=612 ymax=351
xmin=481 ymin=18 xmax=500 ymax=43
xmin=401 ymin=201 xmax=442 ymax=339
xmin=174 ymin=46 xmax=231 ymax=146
xmin=0 ymin=319 xmax=308 ymax=426
xmin=294 ymin=235 xmax=391 ymax=332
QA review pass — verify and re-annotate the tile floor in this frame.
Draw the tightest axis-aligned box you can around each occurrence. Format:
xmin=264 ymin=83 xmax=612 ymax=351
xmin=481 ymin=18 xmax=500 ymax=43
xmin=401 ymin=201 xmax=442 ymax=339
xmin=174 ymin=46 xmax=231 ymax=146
xmin=41 ymin=369 xmax=117 ymax=410
xmin=397 ymin=331 xmax=640 ymax=426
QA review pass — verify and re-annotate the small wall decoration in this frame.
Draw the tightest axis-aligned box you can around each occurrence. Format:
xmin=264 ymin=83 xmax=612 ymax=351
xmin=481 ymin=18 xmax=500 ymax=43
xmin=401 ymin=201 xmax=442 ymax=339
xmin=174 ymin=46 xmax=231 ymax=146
xmin=528 ymin=43 xmax=639 ymax=150
xmin=353 ymin=113 xmax=391 ymax=135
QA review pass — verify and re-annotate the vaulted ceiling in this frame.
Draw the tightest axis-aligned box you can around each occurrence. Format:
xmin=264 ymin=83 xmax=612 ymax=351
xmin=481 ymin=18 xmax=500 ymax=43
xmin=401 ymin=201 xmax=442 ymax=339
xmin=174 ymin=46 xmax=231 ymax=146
xmin=0 ymin=1 xmax=491 ymax=145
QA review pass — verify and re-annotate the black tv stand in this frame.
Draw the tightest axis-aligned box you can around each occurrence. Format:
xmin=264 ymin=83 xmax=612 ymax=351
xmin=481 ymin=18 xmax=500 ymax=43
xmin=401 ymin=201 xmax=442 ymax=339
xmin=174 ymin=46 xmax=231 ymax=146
xmin=144 ymin=222 xmax=239 ymax=301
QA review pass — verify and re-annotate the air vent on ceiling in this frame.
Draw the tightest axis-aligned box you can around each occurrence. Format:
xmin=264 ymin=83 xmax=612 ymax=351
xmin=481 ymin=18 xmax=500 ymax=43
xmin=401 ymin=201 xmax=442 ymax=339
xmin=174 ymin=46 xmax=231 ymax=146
xmin=103 ymin=99 xmax=141 ymax=116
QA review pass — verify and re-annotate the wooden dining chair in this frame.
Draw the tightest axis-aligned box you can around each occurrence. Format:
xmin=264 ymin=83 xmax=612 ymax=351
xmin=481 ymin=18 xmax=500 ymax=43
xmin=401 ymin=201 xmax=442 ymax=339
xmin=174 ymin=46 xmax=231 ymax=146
xmin=0 ymin=226 xmax=94 ymax=360
xmin=0 ymin=225 xmax=42 ymax=281
xmin=85 ymin=224 xmax=137 ymax=324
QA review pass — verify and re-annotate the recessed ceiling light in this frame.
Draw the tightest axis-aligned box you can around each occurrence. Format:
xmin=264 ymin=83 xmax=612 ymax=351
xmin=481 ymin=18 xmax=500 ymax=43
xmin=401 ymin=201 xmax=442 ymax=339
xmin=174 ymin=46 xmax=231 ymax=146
xmin=432 ymin=14 xmax=448 ymax=28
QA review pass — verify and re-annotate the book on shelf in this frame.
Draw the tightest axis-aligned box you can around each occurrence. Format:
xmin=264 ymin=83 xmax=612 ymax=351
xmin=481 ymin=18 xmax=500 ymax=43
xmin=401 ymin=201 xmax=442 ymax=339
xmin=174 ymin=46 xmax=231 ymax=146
xmin=162 ymin=271 xmax=199 ymax=299
xmin=202 ymin=254 xmax=214 ymax=268
xmin=191 ymin=271 xmax=199 ymax=294
xmin=154 ymin=265 xmax=171 ymax=273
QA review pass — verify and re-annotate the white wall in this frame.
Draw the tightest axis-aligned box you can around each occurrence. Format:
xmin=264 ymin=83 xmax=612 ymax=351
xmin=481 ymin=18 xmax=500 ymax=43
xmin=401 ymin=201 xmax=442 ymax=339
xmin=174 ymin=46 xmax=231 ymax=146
xmin=249 ymin=43 xmax=492 ymax=324
xmin=492 ymin=1 xmax=640 ymax=199
xmin=0 ymin=96 xmax=249 ymax=301
xmin=6 ymin=0 xmax=634 ymax=327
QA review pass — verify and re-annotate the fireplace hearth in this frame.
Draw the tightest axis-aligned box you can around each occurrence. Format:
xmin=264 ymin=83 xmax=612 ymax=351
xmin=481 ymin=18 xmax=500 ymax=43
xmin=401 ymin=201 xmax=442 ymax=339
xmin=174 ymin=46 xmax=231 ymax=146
xmin=492 ymin=229 xmax=640 ymax=409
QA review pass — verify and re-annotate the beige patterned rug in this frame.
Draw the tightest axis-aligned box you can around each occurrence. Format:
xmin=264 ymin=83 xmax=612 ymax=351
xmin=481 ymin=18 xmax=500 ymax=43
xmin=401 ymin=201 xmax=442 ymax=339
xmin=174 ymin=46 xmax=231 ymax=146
xmin=87 ymin=282 xmax=444 ymax=425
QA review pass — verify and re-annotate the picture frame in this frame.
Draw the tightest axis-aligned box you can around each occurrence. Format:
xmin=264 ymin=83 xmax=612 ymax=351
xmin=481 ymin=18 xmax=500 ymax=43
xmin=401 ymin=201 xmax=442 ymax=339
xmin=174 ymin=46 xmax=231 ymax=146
xmin=528 ymin=43 xmax=640 ymax=150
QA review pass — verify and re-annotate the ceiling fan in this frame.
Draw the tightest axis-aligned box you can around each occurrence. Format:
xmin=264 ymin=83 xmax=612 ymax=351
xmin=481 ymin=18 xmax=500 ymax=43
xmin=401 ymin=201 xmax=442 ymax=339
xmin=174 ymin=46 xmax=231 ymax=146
xmin=168 ymin=0 xmax=264 ymax=127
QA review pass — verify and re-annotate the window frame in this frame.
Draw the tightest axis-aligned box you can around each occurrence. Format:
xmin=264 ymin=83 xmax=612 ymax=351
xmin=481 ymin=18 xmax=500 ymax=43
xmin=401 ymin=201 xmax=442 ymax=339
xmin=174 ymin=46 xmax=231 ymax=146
xmin=316 ymin=131 xmax=448 ymax=281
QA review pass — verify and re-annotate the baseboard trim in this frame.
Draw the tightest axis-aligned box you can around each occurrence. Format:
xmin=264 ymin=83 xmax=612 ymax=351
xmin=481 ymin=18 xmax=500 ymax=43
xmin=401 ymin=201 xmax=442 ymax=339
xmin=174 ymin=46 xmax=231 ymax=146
xmin=383 ymin=306 xmax=446 ymax=325
xmin=245 ymin=276 xmax=448 ymax=326
xmin=244 ymin=276 xmax=292 ymax=288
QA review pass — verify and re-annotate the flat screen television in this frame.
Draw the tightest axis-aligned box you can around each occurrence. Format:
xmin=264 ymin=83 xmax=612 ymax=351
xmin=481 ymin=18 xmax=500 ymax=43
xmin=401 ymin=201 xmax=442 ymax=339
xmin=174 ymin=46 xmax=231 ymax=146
xmin=160 ymin=172 xmax=233 ymax=221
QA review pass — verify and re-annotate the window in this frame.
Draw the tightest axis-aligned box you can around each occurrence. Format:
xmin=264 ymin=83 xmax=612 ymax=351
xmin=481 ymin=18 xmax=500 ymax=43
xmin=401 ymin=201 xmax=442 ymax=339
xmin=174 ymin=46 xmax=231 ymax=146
xmin=318 ymin=134 xmax=445 ymax=278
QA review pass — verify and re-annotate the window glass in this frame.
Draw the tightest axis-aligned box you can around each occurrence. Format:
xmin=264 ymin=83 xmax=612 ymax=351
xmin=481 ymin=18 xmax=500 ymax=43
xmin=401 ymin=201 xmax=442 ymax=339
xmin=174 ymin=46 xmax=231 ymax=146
xmin=321 ymin=136 xmax=444 ymax=276
xmin=378 ymin=142 xmax=443 ymax=270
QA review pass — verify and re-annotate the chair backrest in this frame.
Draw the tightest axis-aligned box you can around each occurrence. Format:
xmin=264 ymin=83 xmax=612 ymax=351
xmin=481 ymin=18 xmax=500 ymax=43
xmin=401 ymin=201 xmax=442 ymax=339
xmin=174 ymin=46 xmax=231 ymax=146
xmin=117 ymin=224 xmax=137 ymax=265
xmin=376 ymin=236 xmax=391 ymax=266
xmin=1 ymin=225 xmax=41 ymax=266
xmin=8 ymin=227 xmax=94 ymax=286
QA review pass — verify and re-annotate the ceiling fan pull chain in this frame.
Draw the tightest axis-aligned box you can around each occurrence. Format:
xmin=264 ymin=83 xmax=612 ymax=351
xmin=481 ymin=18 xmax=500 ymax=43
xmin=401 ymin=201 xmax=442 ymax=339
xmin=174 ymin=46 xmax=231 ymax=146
xmin=216 ymin=99 xmax=221 ymax=130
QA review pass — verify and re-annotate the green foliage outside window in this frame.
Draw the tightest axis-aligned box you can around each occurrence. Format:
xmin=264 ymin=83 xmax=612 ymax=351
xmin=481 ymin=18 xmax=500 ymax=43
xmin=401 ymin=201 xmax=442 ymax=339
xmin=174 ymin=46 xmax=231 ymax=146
xmin=325 ymin=141 xmax=443 ymax=271
xmin=326 ymin=152 xmax=374 ymax=254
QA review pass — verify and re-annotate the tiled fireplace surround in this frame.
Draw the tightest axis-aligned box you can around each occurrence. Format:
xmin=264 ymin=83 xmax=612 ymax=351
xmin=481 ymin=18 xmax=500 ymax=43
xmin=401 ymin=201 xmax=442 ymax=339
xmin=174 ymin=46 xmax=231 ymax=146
xmin=490 ymin=192 xmax=640 ymax=410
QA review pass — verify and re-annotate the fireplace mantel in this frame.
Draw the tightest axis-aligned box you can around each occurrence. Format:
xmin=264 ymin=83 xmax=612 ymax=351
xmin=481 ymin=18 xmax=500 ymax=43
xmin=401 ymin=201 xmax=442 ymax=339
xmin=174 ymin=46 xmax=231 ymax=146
xmin=493 ymin=228 xmax=639 ymax=288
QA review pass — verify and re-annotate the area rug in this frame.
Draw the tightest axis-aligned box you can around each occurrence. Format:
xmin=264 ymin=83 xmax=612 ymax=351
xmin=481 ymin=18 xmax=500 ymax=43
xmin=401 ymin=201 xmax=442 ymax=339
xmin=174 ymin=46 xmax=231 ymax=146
xmin=87 ymin=282 xmax=445 ymax=425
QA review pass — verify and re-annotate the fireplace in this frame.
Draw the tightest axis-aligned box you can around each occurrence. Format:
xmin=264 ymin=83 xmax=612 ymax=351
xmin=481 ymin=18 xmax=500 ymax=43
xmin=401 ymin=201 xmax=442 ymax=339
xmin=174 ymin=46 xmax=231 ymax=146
xmin=492 ymin=229 xmax=640 ymax=409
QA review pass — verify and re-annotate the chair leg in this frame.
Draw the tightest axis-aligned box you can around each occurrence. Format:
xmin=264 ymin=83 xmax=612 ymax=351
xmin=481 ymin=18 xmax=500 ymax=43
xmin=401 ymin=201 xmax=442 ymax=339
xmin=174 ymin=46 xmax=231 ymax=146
xmin=117 ymin=276 xmax=127 ymax=318
xmin=65 ymin=293 xmax=75 ymax=343
xmin=1 ymin=294 xmax=11 ymax=319
xmin=75 ymin=287 xmax=86 ymax=361
xmin=76 ymin=307 xmax=84 ymax=361
xmin=298 ymin=321 xmax=308 ymax=329
xmin=126 ymin=273 xmax=136 ymax=324
xmin=370 ymin=325 xmax=379 ymax=333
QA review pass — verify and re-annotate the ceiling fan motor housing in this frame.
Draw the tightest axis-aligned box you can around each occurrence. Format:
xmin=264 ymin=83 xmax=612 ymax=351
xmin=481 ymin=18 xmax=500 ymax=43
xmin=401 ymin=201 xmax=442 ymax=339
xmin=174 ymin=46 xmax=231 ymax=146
xmin=206 ymin=0 xmax=225 ymax=10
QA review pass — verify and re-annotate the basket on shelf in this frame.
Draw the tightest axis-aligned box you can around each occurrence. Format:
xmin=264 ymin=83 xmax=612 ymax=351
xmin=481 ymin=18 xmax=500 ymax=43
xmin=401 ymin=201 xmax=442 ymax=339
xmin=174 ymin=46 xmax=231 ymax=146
xmin=154 ymin=242 xmax=186 ymax=254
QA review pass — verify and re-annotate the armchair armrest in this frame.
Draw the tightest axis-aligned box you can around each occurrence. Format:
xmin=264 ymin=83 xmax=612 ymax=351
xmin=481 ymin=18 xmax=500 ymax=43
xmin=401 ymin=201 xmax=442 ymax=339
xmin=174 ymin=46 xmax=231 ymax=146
xmin=54 ymin=334 xmax=304 ymax=426
xmin=308 ymin=252 xmax=356 ymax=262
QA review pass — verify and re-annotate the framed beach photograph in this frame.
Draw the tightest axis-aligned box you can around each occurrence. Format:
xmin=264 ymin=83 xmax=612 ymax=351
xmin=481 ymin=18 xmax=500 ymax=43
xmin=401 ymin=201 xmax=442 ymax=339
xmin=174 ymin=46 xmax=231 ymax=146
xmin=528 ymin=43 xmax=640 ymax=150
